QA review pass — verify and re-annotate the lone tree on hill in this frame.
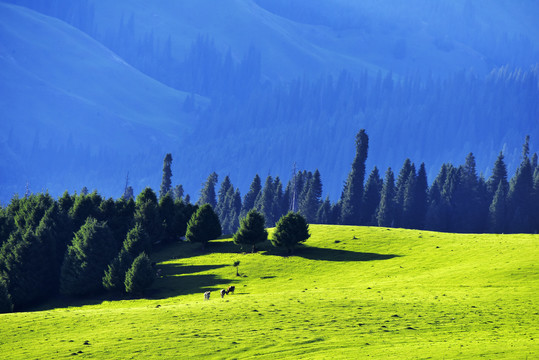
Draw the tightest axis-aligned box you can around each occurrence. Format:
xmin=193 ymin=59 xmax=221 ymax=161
xmin=233 ymin=209 xmax=268 ymax=253
xmin=185 ymin=204 xmax=222 ymax=250
xmin=271 ymin=212 xmax=310 ymax=254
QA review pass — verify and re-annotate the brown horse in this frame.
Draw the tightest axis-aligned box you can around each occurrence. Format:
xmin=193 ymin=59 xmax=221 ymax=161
xmin=226 ymin=285 xmax=235 ymax=295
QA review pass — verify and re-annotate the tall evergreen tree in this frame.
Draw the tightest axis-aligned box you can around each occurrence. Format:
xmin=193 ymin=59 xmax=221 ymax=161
xmin=160 ymin=153 xmax=173 ymax=199
xmin=299 ymin=169 xmax=323 ymax=223
xmin=487 ymin=152 xmax=509 ymax=196
xmin=507 ymin=144 xmax=534 ymax=233
xmin=361 ymin=167 xmax=383 ymax=225
xmin=233 ymin=209 xmax=268 ymax=253
xmin=0 ymin=277 xmax=12 ymax=313
xmin=102 ymin=249 xmax=134 ymax=293
xmin=124 ymin=252 xmax=156 ymax=296
xmin=60 ymin=217 xmax=116 ymax=296
xmin=173 ymin=185 xmax=184 ymax=201
xmin=316 ymin=196 xmax=332 ymax=224
xmin=185 ymin=204 xmax=221 ymax=250
xmin=489 ymin=181 xmax=507 ymax=233
xmin=215 ymin=175 xmax=233 ymax=224
xmin=197 ymin=172 xmax=218 ymax=209
xmin=134 ymin=188 xmax=162 ymax=247
xmin=159 ymin=193 xmax=176 ymax=244
xmin=254 ymin=175 xmax=277 ymax=227
xmin=341 ymin=129 xmax=369 ymax=225
xmin=241 ymin=174 xmax=262 ymax=218
xmin=394 ymin=159 xmax=413 ymax=227
xmin=377 ymin=167 xmax=396 ymax=227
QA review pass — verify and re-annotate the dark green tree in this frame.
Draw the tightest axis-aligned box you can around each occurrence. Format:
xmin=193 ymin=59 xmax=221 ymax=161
xmin=341 ymin=129 xmax=369 ymax=225
xmin=124 ymin=252 xmax=156 ymax=296
xmin=159 ymin=193 xmax=176 ymax=244
xmin=299 ymin=169 xmax=323 ymax=223
xmin=487 ymin=152 xmax=509 ymax=196
xmin=507 ymin=150 xmax=534 ymax=233
xmin=233 ymin=210 xmax=268 ymax=253
xmin=216 ymin=175 xmax=233 ymax=226
xmin=254 ymin=175 xmax=277 ymax=227
xmin=0 ymin=277 xmax=12 ymax=313
xmin=361 ymin=167 xmax=382 ymax=225
xmin=241 ymin=174 xmax=262 ymax=218
xmin=134 ymin=187 xmax=162 ymax=247
xmin=173 ymin=184 xmax=184 ymax=201
xmin=160 ymin=153 xmax=173 ymax=199
xmin=102 ymin=249 xmax=134 ymax=292
xmin=197 ymin=172 xmax=218 ymax=209
xmin=185 ymin=204 xmax=222 ymax=250
xmin=60 ymin=217 xmax=116 ymax=296
xmin=489 ymin=181 xmax=507 ymax=233
xmin=394 ymin=159 xmax=414 ymax=228
xmin=377 ymin=167 xmax=396 ymax=227
xmin=123 ymin=223 xmax=151 ymax=257
xmin=271 ymin=212 xmax=310 ymax=254
xmin=316 ymin=196 xmax=332 ymax=224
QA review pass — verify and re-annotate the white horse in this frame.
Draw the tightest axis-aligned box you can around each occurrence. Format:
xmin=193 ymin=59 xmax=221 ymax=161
xmin=204 ymin=291 xmax=211 ymax=300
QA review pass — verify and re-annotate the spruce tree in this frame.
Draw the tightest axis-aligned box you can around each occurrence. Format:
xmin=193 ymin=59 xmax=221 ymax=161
xmin=134 ymin=188 xmax=162 ymax=247
xmin=185 ymin=204 xmax=222 ymax=250
xmin=271 ymin=212 xmax=310 ymax=254
xmin=299 ymin=170 xmax=323 ymax=223
xmin=507 ymin=154 xmax=534 ymax=233
xmin=60 ymin=217 xmax=116 ymax=296
xmin=124 ymin=252 xmax=156 ymax=296
xmin=216 ymin=175 xmax=233 ymax=226
xmin=489 ymin=181 xmax=507 ymax=233
xmin=241 ymin=174 xmax=262 ymax=219
xmin=159 ymin=193 xmax=176 ymax=243
xmin=233 ymin=210 xmax=268 ymax=253
xmin=394 ymin=159 xmax=413 ymax=227
xmin=102 ymin=249 xmax=134 ymax=292
xmin=123 ymin=223 xmax=151 ymax=257
xmin=159 ymin=153 xmax=173 ymax=199
xmin=341 ymin=129 xmax=369 ymax=225
xmin=197 ymin=172 xmax=218 ymax=209
xmin=377 ymin=167 xmax=396 ymax=227
xmin=487 ymin=152 xmax=509 ymax=196
xmin=254 ymin=175 xmax=277 ymax=227
xmin=316 ymin=196 xmax=332 ymax=224
xmin=361 ymin=167 xmax=382 ymax=225
xmin=173 ymin=184 xmax=184 ymax=201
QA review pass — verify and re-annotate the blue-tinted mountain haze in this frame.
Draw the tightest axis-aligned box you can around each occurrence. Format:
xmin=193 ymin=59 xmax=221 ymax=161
xmin=0 ymin=0 xmax=537 ymax=203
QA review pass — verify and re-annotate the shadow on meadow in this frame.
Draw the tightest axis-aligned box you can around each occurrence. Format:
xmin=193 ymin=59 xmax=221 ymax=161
xmin=291 ymin=246 xmax=400 ymax=262
xmin=150 ymin=262 xmax=238 ymax=299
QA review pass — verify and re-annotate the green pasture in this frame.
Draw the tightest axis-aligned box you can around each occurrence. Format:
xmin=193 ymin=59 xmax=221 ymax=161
xmin=1 ymin=225 xmax=537 ymax=359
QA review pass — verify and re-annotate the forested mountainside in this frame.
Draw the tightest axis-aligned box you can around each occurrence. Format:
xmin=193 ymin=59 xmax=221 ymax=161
xmin=0 ymin=0 xmax=538 ymax=202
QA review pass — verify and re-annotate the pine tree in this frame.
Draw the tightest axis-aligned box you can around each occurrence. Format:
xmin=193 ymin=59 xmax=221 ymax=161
xmin=271 ymin=212 xmax=310 ymax=254
xmin=124 ymin=252 xmax=156 ymax=296
xmin=102 ymin=249 xmax=134 ymax=292
xmin=489 ymin=181 xmax=507 ymax=233
xmin=377 ymin=167 xmax=396 ymax=227
xmin=185 ymin=204 xmax=221 ymax=250
xmin=173 ymin=185 xmax=184 ymax=201
xmin=60 ymin=218 xmax=116 ymax=296
xmin=394 ymin=159 xmax=413 ymax=227
xmin=341 ymin=129 xmax=369 ymax=225
xmin=123 ymin=223 xmax=151 ymax=257
xmin=197 ymin=172 xmax=218 ymax=209
xmin=241 ymin=174 xmax=262 ymax=218
xmin=507 ymin=149 xmax=534 ymax=233
xmin=414 ymin=163 xmax=429 ymax=229
xmin=316 ymin=196 xmax=332 ymax=224
xmin=254 ymin=175 xmax=277 ymax=227
xmin=487 ymin=152 xmax=509 ymax=196
xmin=134 ymin=188 xmax=162 ymax=247
xmin=233 ymin=210 xmax=268 ymax=253
xmin=159 ymin=193 xmax=176 ymax=243
xmin=299 ymin=170 xmax=323 ymax=223
xmin=160 ymin=153 xmax=173 ymax=199
xmin=361 ymin=167 xmax=382 ymax=225
xmin=215 ymin=175 xmax=233 ymax=226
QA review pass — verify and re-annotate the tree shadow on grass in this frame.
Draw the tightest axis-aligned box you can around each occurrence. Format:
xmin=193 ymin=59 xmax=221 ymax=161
xmin=264 ymin=245 xmax=400 ymax=262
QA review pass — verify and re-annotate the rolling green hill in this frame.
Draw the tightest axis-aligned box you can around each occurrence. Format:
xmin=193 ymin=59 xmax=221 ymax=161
xmin=1 ymin=225 xmax=537 ymax=359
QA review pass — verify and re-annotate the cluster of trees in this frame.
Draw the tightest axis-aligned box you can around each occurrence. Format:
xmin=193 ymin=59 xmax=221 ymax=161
xmin=0 ymin=185 xmax=198 ymax=313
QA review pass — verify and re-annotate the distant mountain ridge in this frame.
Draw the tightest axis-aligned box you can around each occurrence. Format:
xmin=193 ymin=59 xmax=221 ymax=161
xmin=0 ymin=0 xmax=537 ymax=202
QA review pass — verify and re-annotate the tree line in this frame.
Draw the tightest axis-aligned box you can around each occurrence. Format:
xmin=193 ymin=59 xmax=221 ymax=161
xmin=1 ymin=130 xmax=538 ymax=313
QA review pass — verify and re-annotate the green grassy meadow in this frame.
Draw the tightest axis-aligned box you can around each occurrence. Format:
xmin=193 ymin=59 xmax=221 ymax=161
xmin=1 ymin=225 xmax=537 ymax=359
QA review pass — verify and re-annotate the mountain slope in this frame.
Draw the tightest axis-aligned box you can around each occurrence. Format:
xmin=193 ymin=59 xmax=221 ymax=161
xmin=0 ymin=3 xmax=204 ymax=199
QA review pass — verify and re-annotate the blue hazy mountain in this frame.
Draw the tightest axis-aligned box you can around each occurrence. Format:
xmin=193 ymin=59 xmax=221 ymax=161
xmin=0 ymin=0 xmax=538 ymax=202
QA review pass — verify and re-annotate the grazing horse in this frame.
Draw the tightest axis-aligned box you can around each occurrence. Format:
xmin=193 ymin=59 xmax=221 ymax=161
xmin=226 ymin=285 xmax=235 ymax=295
xmin=204 ymin=291 xmax=211 ymax=300
xmin=220 ymin=289 xmax=227 ymax=298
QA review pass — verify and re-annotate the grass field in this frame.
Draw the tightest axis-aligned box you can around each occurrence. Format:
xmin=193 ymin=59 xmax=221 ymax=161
xmin=1 ymin=225 xmax=537 ymax=359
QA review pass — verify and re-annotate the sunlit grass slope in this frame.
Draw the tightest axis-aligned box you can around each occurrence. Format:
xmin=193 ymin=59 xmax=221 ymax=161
xmin=1 ymin=225 xmax=537 ymax=359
